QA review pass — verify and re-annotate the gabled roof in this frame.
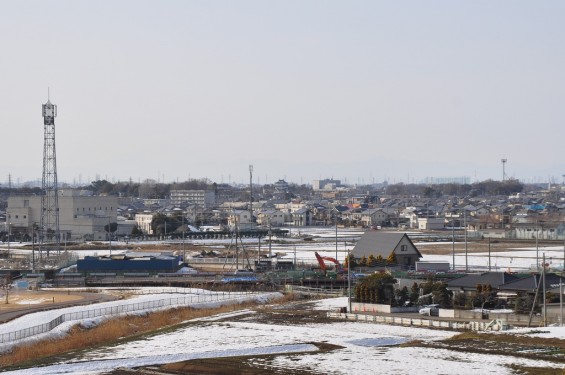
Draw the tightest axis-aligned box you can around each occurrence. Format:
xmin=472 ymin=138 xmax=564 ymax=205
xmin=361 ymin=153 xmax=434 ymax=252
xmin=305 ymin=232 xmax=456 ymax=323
xmin=446 ymin=272 xmax=519 ymax=290
xmin=352 ymin=231 xmax=422 ymax=258
xmin=498 ymin=273 xmax=565 ymax=292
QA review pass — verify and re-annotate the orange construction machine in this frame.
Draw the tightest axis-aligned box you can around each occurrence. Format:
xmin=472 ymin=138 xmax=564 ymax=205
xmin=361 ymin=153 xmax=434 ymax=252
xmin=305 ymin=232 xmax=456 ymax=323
xmin=314 ymin=252 xmax=344 ymax=274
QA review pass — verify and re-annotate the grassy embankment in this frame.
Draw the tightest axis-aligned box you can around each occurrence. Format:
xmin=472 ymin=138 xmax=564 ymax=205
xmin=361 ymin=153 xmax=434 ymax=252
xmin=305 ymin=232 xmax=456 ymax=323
xmin=0 ymin=293 xmax=294 ymax=369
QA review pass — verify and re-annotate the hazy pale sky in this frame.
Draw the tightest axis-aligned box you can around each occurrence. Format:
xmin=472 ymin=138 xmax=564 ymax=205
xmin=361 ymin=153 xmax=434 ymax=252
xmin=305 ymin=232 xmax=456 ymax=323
xmin=2 ymin=1 xmax=564 ymax=186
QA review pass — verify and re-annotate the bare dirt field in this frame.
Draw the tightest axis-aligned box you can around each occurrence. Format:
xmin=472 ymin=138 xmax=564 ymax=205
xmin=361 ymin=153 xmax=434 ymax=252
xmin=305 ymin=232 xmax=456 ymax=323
xmin=0 ymin=290 xmax=84 ymax=310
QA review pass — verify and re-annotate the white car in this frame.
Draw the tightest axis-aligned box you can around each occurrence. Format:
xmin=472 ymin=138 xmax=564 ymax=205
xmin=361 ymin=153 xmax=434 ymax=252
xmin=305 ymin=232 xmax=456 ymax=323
xmin=418 ymin=304 xmax=440 ymax=316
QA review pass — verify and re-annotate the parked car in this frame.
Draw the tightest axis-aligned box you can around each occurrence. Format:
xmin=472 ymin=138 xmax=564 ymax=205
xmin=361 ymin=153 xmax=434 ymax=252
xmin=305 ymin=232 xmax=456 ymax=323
xmin=418 ymin=304 xmax=439 ymax=316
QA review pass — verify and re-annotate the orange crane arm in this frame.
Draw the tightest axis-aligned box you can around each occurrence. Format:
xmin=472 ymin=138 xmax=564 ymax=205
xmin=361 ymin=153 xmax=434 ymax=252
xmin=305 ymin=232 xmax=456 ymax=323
xmin=315 ymin=252 xmax=343 ymax=272
xmin=315 ymin=252 xmax=327 ymax=271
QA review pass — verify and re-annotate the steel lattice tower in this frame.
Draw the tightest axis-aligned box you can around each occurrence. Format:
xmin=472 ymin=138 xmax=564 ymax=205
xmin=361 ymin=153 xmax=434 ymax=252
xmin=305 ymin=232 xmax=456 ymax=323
xmin=40 ymin=98 xmax=60 ymax=256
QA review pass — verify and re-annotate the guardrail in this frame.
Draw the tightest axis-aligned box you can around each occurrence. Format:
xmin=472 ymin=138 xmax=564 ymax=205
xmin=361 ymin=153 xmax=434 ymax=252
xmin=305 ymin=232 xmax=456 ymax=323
xmin=0 ymin=291 xmax=255 ymax=345
xmin=327 ymin=312 xmax=491 ymax=331
xmin=286 ymin=285 xmax=345 ymax=296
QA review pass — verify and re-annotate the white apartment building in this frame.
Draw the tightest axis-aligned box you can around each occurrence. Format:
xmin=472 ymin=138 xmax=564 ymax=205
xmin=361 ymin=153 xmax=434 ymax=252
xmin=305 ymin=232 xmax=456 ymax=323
xmin=134 ymin=213 xmax=155 ymax=235
xmin=170 ymin=190 xmax=216 ymax=209
xmin=312 ymin=179 xmax=341 ymax=191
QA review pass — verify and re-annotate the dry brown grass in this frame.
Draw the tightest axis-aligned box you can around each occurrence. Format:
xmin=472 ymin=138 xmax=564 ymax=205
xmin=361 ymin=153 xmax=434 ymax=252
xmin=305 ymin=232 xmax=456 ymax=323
xmin=448 ymin=331 xmax=565 ymax=348
xmin=0 ymin=297 xmax=281 ymax=368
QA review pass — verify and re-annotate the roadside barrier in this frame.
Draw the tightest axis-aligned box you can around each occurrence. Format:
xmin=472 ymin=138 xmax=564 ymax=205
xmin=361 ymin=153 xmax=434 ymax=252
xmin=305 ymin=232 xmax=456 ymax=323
xmin=0 ymin=291 xmax=257 ymax=344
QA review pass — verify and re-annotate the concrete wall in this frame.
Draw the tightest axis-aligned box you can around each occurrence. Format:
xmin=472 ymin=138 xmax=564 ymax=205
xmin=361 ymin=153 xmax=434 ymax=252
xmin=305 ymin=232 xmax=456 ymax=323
xmin=451 ymin=309 xmax=541 ymax=324
xmin=351 ymin=302 xmax=420 ymax=314
xmin=439 ymin=309 xmax=455 ymax=318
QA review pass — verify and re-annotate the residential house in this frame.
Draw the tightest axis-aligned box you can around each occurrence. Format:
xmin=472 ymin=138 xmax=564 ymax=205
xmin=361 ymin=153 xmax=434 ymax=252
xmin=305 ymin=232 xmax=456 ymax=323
xmin=227 ymin=210 xmax=254 ymax=230
xmin=256 ymin=209 xmax=286 ymax=227
xmin=446 ymin=272 xmax=519 ymax=296
xmin=352 ymin=232 xmax=422 ymax=269
xmin=292 ymin=207 xmax=312 ymax=226
xmin=417 ymin=217 xmax=445 ymax=230
xmin=359 ymin=208 xmax=388 ymax=228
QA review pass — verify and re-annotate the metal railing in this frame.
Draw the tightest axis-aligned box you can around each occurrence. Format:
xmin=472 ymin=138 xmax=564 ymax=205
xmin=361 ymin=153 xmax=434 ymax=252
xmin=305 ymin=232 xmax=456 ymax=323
xmin=0 ymin=291 xmax=255 ymax=344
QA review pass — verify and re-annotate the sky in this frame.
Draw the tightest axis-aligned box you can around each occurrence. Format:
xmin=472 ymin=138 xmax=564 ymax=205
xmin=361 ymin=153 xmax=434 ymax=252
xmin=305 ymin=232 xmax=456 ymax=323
xmin=1 ymin=1 xmax=565 ymax=187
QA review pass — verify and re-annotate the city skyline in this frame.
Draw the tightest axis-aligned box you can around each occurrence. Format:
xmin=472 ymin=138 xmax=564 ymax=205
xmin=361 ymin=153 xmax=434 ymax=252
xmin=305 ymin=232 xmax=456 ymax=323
xmin=1 ymin=2 xmax=564 ymax=186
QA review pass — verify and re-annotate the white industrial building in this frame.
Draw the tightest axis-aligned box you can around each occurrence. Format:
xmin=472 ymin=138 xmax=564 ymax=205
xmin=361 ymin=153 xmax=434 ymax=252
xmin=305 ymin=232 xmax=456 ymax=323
xmin=7 ymin=189 xmax=118 ymax=241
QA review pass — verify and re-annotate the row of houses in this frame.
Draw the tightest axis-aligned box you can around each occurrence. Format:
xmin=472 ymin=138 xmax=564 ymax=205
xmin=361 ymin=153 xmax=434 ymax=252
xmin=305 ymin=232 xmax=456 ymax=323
xmin=4 ymin=182 xmax=565 ymax=240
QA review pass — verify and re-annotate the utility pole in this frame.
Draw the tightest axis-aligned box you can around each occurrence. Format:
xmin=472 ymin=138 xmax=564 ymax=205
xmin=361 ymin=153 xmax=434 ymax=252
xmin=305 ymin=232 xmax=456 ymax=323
xmin=108 ymin=217 xmax=112 ymax=255
xmin=335 ymin=209 xmax=338 ymax=260
xmin=451 ymin=216 xmax=455 ymax=271
xmin=543 ymin=253 xmax=547 ymax=327
xmin=182 ymin=213 xmax=185 ymax=263
xmin=249 ymin=165 xmax=253 ymax=224
xmin=464 ymin=210 xmax=468 ymax=272
xmin=348 ymin=245 xmax=352 ymax=313
xmin=535 ymin=222 xmax=539 ymax=271
xmin=31 ymin=224 xmax=35 ymax=272
xmin=488 ymin=237 xmax=491 ymax=271
xmin=6 ymin=221 xmax=10 ymax=258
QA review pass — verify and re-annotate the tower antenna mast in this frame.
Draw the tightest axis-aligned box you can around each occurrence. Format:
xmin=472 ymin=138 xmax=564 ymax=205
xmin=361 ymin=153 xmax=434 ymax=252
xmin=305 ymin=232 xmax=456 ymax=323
xmin=40 ymin=94 xmax=61 ymax=256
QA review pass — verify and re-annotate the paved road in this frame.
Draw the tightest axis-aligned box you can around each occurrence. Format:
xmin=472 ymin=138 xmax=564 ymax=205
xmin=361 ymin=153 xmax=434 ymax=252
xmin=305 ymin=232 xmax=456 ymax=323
xmin=0 ymin=292 xmax=119 ymax=323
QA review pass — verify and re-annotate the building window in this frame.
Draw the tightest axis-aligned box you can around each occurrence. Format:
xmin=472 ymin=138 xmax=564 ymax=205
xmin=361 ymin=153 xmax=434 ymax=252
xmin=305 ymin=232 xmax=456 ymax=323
xmin=401 ymin=245 xmax=407 ymax=251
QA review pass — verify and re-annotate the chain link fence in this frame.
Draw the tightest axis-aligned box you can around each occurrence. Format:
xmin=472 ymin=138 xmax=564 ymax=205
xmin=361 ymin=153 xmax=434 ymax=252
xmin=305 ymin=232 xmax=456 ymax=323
xmin=0 ymin=291 xmax=254 ymax=344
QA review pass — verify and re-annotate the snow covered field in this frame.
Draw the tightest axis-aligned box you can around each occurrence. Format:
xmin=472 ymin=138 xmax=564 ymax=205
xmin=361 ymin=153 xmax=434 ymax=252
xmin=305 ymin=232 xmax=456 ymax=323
xmin=2 ymin=294 xmax=565 ymax=374
xmin=5 ymin=227 xmax=563 ymax=272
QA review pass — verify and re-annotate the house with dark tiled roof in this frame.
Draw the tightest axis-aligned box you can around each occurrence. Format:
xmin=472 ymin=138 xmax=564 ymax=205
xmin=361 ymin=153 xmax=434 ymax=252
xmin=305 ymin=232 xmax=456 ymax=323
xmin=498 ymin=273 xmax=565 ymax=295
xmin=446 ymin=272 xmax=520 ymax=295
xmin=352 ymin=232 xmax=422 ymax=269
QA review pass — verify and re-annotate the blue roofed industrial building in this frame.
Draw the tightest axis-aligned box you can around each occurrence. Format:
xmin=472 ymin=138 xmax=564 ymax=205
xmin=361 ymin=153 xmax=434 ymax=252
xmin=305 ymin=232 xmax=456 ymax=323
xmin=76 ymin=252 xmax=182 ymax=275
